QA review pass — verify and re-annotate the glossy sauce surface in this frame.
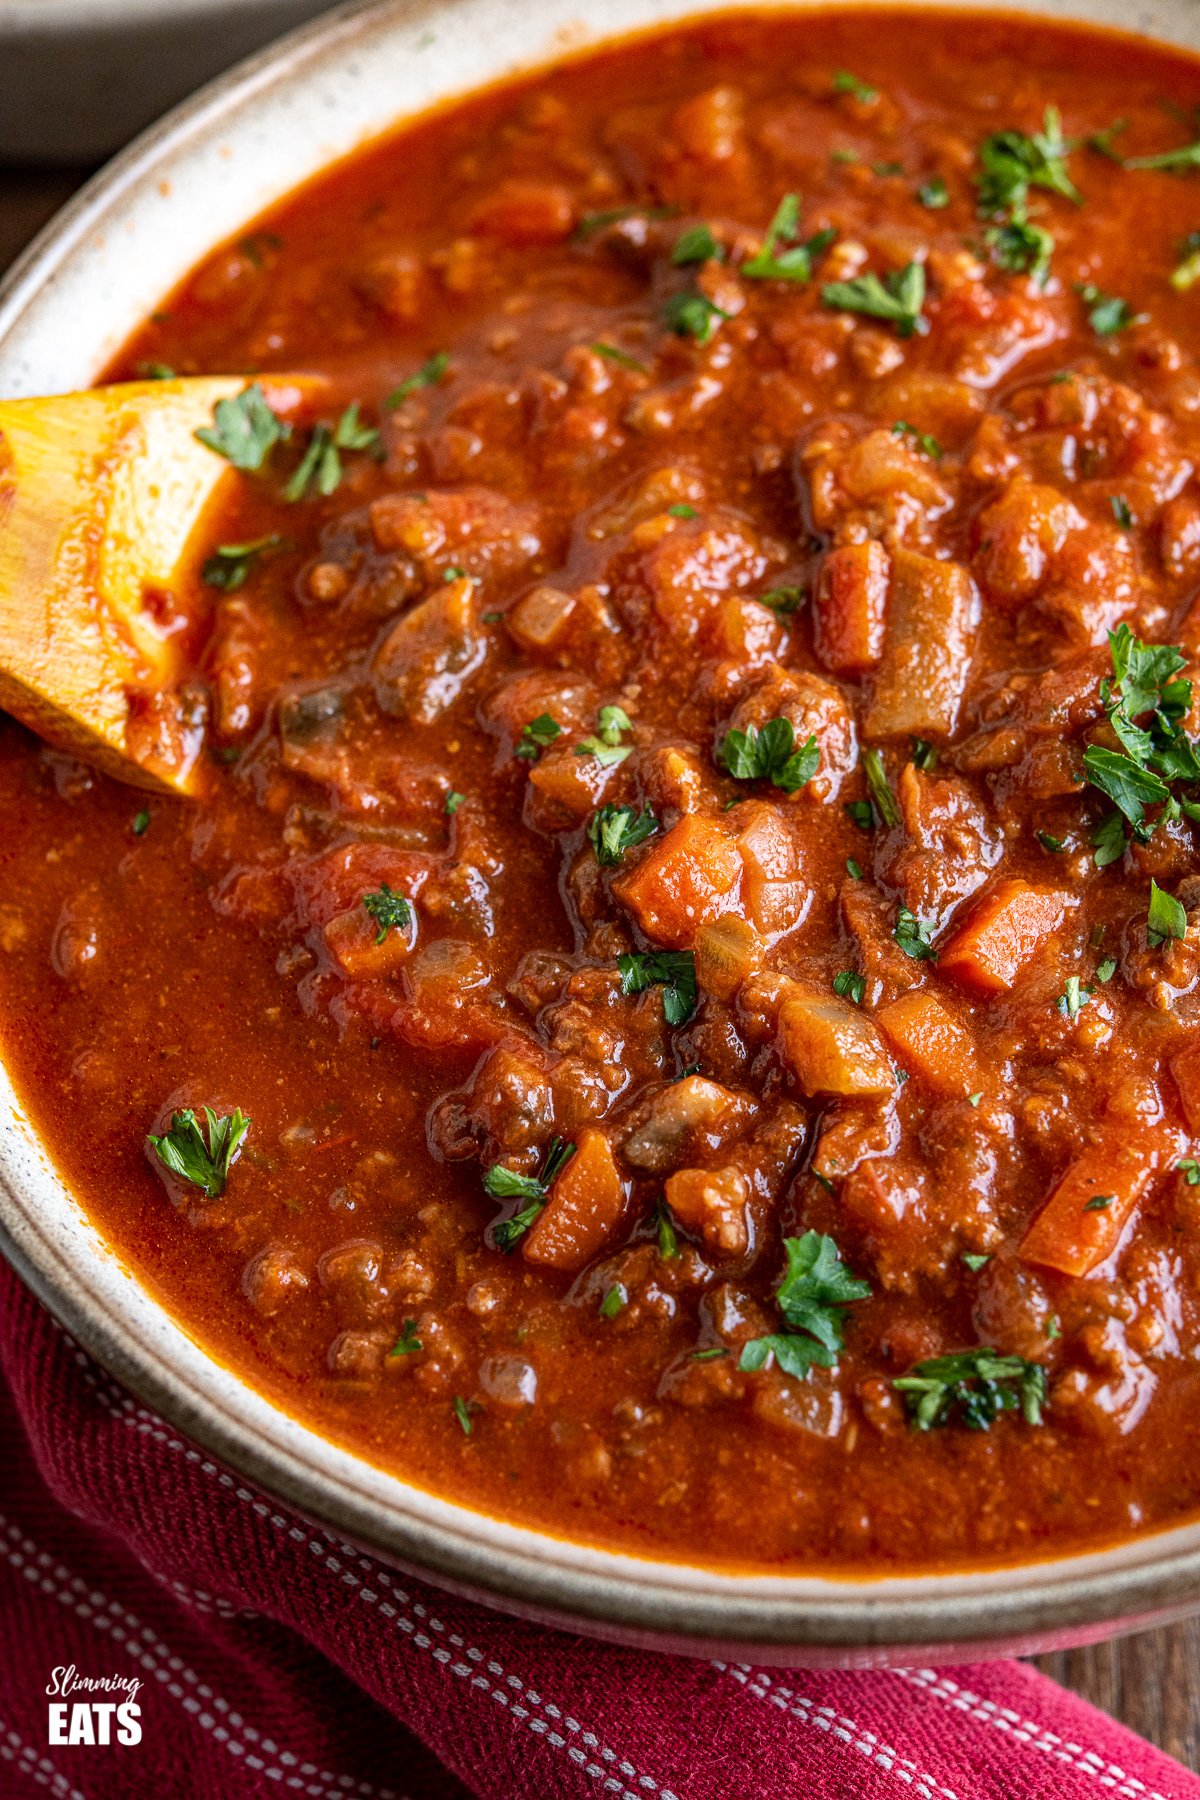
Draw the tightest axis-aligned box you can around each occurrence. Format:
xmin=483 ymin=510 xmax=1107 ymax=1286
xmin=5 ymin=8 xmax=1200 ymax=1570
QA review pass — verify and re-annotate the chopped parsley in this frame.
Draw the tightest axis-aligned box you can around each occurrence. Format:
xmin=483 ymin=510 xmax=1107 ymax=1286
xmin=1083 ymin=1194 xmax=1114 ymax=1212
xmin=1057 ymin=973 xmax=1092 ymax=1020
xmin=961 ymin=1252 xmax=992 ymax=1272
xmin=617 ymin=950 xmax=697 ymax=1026
xmin=1179 ymin=1158 xmax=1200 ymax=1185
xmin=132 ymin=809 xmax=151 ymax=836
xmin=361 ymin=883 xmax=413 ymax=945
xmin=137 ymin=361 xmax=176 ymax=380
xmin=389 ymin=1319 xmax=422 ymax=1357
xmin=833 ymin=970 xmax=866 ymax=1005
xmin=661 ymin=290 xmax=731 ymax=343
xmin=1172 ymin=232 xmax=1200 ymax=292
xmin=892 ymin=420 xmax=942 ymax=460
xmin=1036 ymin=830 xmax=1067 ymax=853
xmin=976 ymin=108 xmax=1081 ymax=216
xmin=201 ymin=533 xmax=284 ymax=591
xmin=385 ymin=351 xmax=449 ymax=409
xmin=485 ymin=1137 xmax=576 ymax=1251
xmin=846 ymin=799 xmax=875 ymax=832
xmin=1095 ymin=956 xmax=1118 ymax=983
xmin=987 ymin=218 xmax=1054 ymax=283
xmin=1125 ymin=133 xmax=1200 ymax=173
xmin=599 ymin=1283 xmax=628 ymax=1319
xmin=1111 ymin=495 xmax=1135 ymax=531
xmin=1147 ymin=878 xmax=1187 ymax=948
xmin=739 ymin=1231 xmax=871 ymax=1379
xmin=195 ymin=382 xmax=286 ymax=471
xmin=576 ymin=703 xmax=634 ymax=766
xmin=593 ymin=341 xmax=647 ymax=371
xmin=894 ymin=905 xmax=937 ymax=961
xmin=917 ymin=175 xmax=950 ymax=209
xmin=832 ymin=69 xmax=877 ymax=103
xmin=822 ymin=262 xmax=927 ymax=337
xmin=672 ymin=223 xmax=723 ymax=266
xmin=758 ymin=586 xmax=806 ymax=614
xmin=656 ymin=1200 xmax=679 ymax=1260
xmin=1076 ymin=282 xmax=1138 ymax=336
xmin=445 ymin=791 xmax=465 ymax=815
xmin=910 ymin=736 xmax=938 ymax=771
xmin=515 ymin=712 xmax=562 ymax=760
xmin=452 ymin=1396 xmax=476 ymax=1436
xmin=846 ymin=857 xmax=864 ymax=880
xmin=575 ymin=203 xmax=676 ymax=236
xmin=588 ymin=802 xmax=659 ymax=867
xmin=861 ymin=746 xmax=901 ymax=828
xmin=741 ymin=193 xmax=836 ymax=283
xmin=894 ymin=1348 xmax=1047 ymax=1430
xmin=147 ymin=1106 xmax=251 ymax=1199
xmin=718 ymin=716 xmax=819 ymax=793
xmin=283 ymin=403 xmax=382 ymax=503
xmin=1082 ymin=624 xmax=1200 ymax=861
xmin=668 ymin=503 xmax=697 ymax=519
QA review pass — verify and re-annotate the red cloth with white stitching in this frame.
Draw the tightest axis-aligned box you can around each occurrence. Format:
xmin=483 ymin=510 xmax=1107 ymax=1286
xmin=0 ymin=1259 xmax=1196 ymax=1800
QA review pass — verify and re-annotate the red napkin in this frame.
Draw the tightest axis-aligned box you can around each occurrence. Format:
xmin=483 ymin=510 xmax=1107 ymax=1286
xmin=0 ymin=1258 xmax=1195 ymax=1800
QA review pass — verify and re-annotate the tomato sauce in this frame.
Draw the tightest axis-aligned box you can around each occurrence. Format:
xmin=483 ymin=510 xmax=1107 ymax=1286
xmin=5 ymin=7 xmax=1200 ymax=1571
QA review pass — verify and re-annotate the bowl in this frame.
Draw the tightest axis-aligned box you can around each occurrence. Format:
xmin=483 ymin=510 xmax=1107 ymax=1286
xmin=0 ymin=0 xmax=336 ymax=163
xmin=4 ymin=0 xmax=1200 ymax=1665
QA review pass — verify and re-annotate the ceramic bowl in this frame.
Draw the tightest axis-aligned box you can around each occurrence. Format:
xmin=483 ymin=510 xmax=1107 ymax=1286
xmin=0 ymin=0 xmax=336 ymax=162
xmin=3 ymin=0 xmax=1200 ymax=1665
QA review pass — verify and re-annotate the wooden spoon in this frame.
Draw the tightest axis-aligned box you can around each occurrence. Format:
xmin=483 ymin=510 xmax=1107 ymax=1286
xmin=0 ymin=374 xmax=317 ymax=794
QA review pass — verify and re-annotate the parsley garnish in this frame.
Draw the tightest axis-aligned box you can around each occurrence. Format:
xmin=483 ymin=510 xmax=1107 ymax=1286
xmin=599 ymin=1284 xmax=628 ymax=1319
xmin=195 ymin=383 xmax=286 ymax=471
xmin=137 ymin=361 xmax=176 ymax=380
xmin=739 ymin=1231 xmax=870 ymax=1379
xmin=576 ymin=703 xmax=634 ymax=766
xmin=987 ymin=218 xmax=1054 ymax=283
xmin=1126 ymin=134 xmax=1200 ymax=173
xmin=1057 ymin=973 xmax=1092 ymax=1020
xmin=588 ymin=802 xmax=659 ymax=867
xmin=1082 ymin=624 xmax=1200 ymax=860
xmin=894 ymin=905 xmax=937 ymax=961
xmin=201 ymin=533 xmax=284 ymax=591
xmin=833 ymin=970 xmax=865 ymax=1005
xmin=1083 ymin=1194 xmax=1114 ymax=1212
xmin=741 ymin=193 xmax=836 ymax=283
xmin=861 ymin=747 xmax=901 ymax=828
xmin=672 ymin=223 xmax=723 ymax=265
xmin=832 ymin=69 xmax=877 ymax=103
xmin=485 ymin=1137 xmax=576 ymax=1251
xmin=846 ymin=799 xmax=875 ymax=832
xmin=452 ymin=1396 xmax=476 ymax=1436
xmin=132 ymin=809 xmax=151 ymax=836
xmin=593 ymin=341 xmax=647 ymax=372
xmin=515 ymin=713 xmax=562 ymax=760
xmin=385 ymin=351 xmax=449 ymax=409
xmin=917 ymin=175 xmax=949 ymax=209
xmin=1036 ymin=830 xmax=1067 ymax=853
xmin=1172 ymin=231 xmax=1200 ymax=291
xmin=910 ymin=737 xmax=938 ymax=771
xmin=718 ymin=716 xmax=819 ymax=793
xmin=823 ymin=262 xmax=927 ymax=336
xmin=445 ymin=791 xmax=465 ymax=815
xmin=1076 ymin=282 xmax=1138 ymax=336
xmin=361 ymin=883 xmax=413 ymax=945
xmin=1179 ymin=1159 xmax=1200 ymax=1185
xmin=846 ymin=857 xmax=864 ymax=879
xmin=1095 ymin=956 xmax=1118 ymax=982
xmin=283 ymin=403 xmax=382 ymax=503
xmin=668 ymin=503 xmax=697 ymax=519
xmin=147 ymin=1106 xmax=251 ymax=1199
xmin=575 ymin=204 xmax=676 ymax=236
xmin=661 ymin=291 xmax=730 ymax=343
xmin=894 ymin=1348 xmax=1047 ymax=1430
xmin=1147 ymin=879 xmax=1187 ymax=947
xmin=1111 ymin=495 xmax=1134 ymax=531
xmin=656 ymin=1200 xmax=679 ymax=1260
xmin=758 ymin=586 xmax=805 ymax=614
xmin=617 ymin=950 xmax=697 ymax=1026
xmin=976 ymin=108 xmax=1081 ymax=215
xmin=892 ymin=420 xmax=941 ymax=460
xmin=961 ymin=1252 xmax=992 ymax=1272
xmin=389 ymin=1319 xmax=422 ymax=1357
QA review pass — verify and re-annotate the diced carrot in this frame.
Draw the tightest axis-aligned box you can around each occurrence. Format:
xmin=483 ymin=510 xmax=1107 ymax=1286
xmin=1170 ymin=1040 xmax=1200 ymax=1133
xmin=694 ymin=914 xmax=762 ymax=1002
xmin=876 ymin=990 xmax=979 ymax=1097
xmin=864 ymin=546 xmax=977 ymax=740
xmin=939 ymin=880 xmax=1070 ymax=994
xmin=1020 ymin=1124 xmax=1167 ymax=1277
xmin=527 ymin=746 xmax=613 ymax=824
xmin=776 ymin=986 xmax=895 ymax=1097
xmin=664 ymin=1165 xmax=750 ymax=1255
xmin=523 ymin=1128 xmax=627 ymax=1271
xmin=323 ymin=905 xmax=412 ymax=979
xmin=815 ymin=540 xmax=889 ymax=675
xmin=613 ymin=813 xmax=742 ymax=948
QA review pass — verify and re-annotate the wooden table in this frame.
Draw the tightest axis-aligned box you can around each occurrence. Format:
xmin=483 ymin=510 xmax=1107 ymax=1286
xmin=1 ymin=161 xmax=1197 ymax=1777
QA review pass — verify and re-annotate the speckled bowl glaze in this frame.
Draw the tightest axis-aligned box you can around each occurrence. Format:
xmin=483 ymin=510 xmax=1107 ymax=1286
xmin=4 ymin=0 xmax=1200 ymax=1665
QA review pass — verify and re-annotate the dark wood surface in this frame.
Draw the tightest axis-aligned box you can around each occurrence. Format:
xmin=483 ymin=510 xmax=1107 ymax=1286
xmin=1 ymin=160 xmax=1197 ymax=1776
